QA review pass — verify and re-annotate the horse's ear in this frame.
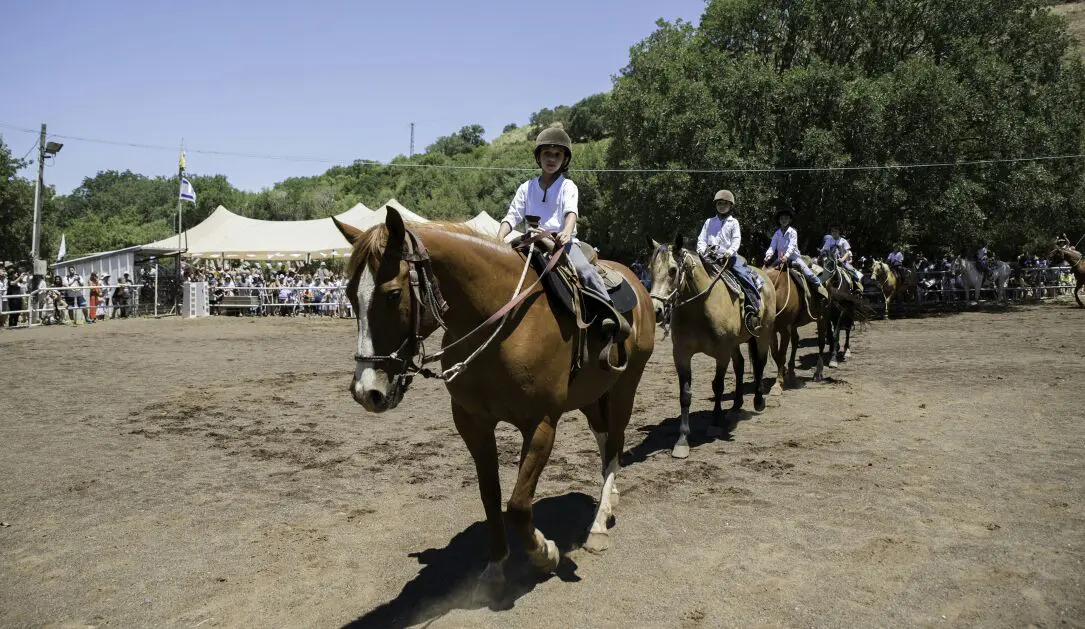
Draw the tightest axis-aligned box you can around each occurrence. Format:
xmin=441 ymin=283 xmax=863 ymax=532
xmin=673 ymin=233 xmax=684 ymax=252
xmin=332 ymin=217 xmax=364 ymax=245
xmin=384 ymin=207 xmax=406 ymax=253
xmin=646 ymin=235 xmax=660 ymax=251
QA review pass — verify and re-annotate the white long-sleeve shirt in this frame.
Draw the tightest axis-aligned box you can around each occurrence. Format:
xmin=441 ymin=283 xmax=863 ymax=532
xmin=887 ymin=251 xmax=904 ymax=265
xmin=502 ymin=175 xmax=578 ymax=233
xmin=765 ymin=227 xmax=801 ymax=262
xmin=696 ymin=214 xmax=741 ymax=257
xmin=820 ymin=235 xmax=852 ymax=260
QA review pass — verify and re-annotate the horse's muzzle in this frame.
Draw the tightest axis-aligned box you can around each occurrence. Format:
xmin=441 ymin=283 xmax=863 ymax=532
xmin=350 ymin=377 xmax=392 ymax=412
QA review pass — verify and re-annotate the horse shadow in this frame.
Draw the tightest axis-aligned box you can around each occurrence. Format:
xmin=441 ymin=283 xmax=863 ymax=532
xmin=341 ymin=493 xmax=593 ymax=629
xmin=622 ymin=406 xmax=757 ymax=466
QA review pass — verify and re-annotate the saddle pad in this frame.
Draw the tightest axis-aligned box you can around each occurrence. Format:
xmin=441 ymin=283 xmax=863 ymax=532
xmin=788 ymin=268 xmax=808 ymax=297
xmin=529 ymin=253 xmax=638 ymax=317
xmin=596 ymin=262 xmax=627 ymax=290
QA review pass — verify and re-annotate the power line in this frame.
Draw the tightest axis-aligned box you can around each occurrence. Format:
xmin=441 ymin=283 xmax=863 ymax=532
xmin=3 ymin=120 xmax=1085 ymax=174
xmin=19 ymin=138 xmax=39 ymax=162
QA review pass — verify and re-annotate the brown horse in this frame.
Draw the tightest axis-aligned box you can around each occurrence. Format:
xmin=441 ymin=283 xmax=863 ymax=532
xmin=646 ymin=236 xmax=776 ymax=459
xmin=762 ymin=267 xmax=826 ymax=388
xmin=1050 ymin=244 xmax=1085 ymax=307
xmin=870 ymin=260 xmax=915 ymax=319
xmin=333 ymin=209 xmax=654 ymax=598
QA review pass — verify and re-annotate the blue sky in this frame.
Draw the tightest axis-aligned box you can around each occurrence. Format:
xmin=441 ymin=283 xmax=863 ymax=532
xmin=1 ymin=0 xmax=706 ymax=194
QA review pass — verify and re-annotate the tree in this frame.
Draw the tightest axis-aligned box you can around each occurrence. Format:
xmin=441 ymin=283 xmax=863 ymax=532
xmin=567 ymin=92 xmax=610 ymax=141
xmin=600 ymin=1 xmax=1085 ymax=259
xmin=427 ymin=124 xmax=488 ymax=156
xmin=0 ymin=135 xmax=35 ymax=262
xmin=502 ymin=123 xmax=519 ymax=133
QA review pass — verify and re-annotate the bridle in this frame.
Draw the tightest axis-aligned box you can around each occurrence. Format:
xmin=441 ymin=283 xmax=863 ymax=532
xmin=352 ymin=227 xmax=565 ymax=405
xmin=648 ymin=245 xmax=727 ymax=323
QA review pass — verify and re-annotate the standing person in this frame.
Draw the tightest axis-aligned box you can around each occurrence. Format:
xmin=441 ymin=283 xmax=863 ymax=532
xmin=976 ymin=240 xmax=990 ymax=284
xmin=497 ymin=127 xmax=619 ymax=335
xmin=6 ymin=267 xmax=23 ymax=328
xmin=763 ymin=208 xmax=829 ymax=302
xmin=88 ymin=273 xmax=102 ymax=321
xmin=65 ymin=266 xmax=92 ymax=324
xmin=696 ymin=189 xmax=763 ymax=335
xmin=112 ymin=273 xmax=132 ymax=319
xmin=0 ymin=267 xmax=7 ymax=324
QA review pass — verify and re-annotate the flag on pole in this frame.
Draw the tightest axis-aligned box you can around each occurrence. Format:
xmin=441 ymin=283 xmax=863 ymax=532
xmin=56 ymin=233 xmax=67 ymax=262
xmin=179 ymin=149 xmax=186 ymax=170
xmin=179 ymin=177 xmax=196 ymax=204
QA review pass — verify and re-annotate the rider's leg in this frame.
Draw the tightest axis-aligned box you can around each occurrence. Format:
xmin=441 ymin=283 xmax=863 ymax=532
xmin=790 ymin=254 xmax=829 ymax=299
xmin=566 ymin=242 xmax=619 ymax=333
xmin=731 ymin=255 xmax=762 ymax=334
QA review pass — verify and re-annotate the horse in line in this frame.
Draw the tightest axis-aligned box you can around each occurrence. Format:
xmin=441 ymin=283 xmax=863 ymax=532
xmin=334 ymin=210 xmax=655 ymax=599
xmin=953 ymin=256 xmax=1011 ymax=303
xmin=1050 ymin=243 xmax=1085 ymax=307
xmin=646 ymin=236 xmax=776 ymax=459
xmin=869 ymin=260 xmax=917 ymax=319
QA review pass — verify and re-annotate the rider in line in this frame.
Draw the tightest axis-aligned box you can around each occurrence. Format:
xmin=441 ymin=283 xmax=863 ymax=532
xmin=887 ymin=246 xmax=905 ymax=273
xmin=819 ymin=222 xmax=863 ymax=293
xmin=497 ymin=127 xmax=617 ymax=334
xmin=764 ymin=207 xmax=829 ymax=302
xmin=976 ymin=240 xmax=990 ymax=283
xmin=696 ymin=189 xmax=762 ymax=335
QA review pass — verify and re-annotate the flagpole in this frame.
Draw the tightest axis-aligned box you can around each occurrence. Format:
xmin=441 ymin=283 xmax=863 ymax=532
xmin=175 ymin=140 xmax=185 ymax=313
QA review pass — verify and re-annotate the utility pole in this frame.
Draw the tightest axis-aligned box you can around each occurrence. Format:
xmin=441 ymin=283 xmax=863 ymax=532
xmin=30 ymin=124 xmax=46 ymax=261
xmin=409 ymin=122 xmax=415 ymax=158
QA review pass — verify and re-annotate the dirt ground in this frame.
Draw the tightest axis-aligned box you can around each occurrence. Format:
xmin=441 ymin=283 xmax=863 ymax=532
xmin=1 ymin=303 xmax=1083 ymax=629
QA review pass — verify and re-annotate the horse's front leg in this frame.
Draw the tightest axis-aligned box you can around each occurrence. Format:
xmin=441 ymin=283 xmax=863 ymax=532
xmin=672 ymin=353 xmax=694 ymax=459
xmin=749 ymin=337 xmax=767 ymax=412
xmin=507 ymin=417 xmax=560 ymax=574
xmin=813 ymin=317 xmax=826 ymax=382
xmin=583 ymin=393 xmax=621 ymax=553
xmin=787 ymin=326 xmax=800 ymax=385
xmin=770 ymin=327 xmax=787 ymax=394
xmin=452 ymin=404 xmax=507 ymax=600
xmin=1076 ymin=279 xmax=1084 ymax=308
xmin=707 ymin=356 xmax=733 ymax=438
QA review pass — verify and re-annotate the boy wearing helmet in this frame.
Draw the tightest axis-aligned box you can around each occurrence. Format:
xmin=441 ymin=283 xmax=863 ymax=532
xmin=498 ymin=127 xmax=617 ymax=332
xmin=696 ymin=189 xmax=763 ymax=335
xmin=764 ymin=208 xmax=829 ymax=302
xmin=820 ymin=222 xmax=863 ymax=293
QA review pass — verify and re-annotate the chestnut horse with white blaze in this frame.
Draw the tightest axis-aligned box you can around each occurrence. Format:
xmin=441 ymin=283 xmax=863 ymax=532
xmin=333 ymin=209 xmax=654 ymax=599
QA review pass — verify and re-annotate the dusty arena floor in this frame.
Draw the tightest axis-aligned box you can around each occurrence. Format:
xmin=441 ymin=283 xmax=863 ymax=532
xmin=2 ymin=304 xmax=1083 ymax=629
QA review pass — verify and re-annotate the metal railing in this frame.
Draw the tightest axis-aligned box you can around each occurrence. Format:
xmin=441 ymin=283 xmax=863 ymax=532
xmin=0 ymin=283 xmax=144 ymax=329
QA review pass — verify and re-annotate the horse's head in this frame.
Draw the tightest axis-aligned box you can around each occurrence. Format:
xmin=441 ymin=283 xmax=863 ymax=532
xmin=645 ymin=234 xmax=686 ymax=322
xmin=335 ymin=209 xmax=439 ymax=413
xmin=871 ymin=260 xmax=888 ymax=282
xmin=951 ymin=256 xmax=966 ymax=276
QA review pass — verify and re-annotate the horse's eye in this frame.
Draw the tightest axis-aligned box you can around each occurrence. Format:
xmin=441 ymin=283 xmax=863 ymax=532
xmin=386 ymin=289 xmax=402 ymax=303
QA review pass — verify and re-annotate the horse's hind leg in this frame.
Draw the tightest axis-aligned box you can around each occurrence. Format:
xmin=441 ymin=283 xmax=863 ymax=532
xmin=506 ymin=417 xmax=560 ymax=574
xmin=452 ymin=403 xmax=508 ymax=599
xmin=770 ymin=327 xmax=787 ymax=395
xmin=749 ymin=337 xmax=767 ymax=412
xmin=706 ymin=358 xmax=729 ymax=438
xmin=788 ymin=326 xmax=800 ymax=385
xmin=1076 ymin=280 xmax=1084 ymax=308
xmin=813 ymin=317 xmax=826 ymax=382
xmin=582 ymin=396 xmax=620 ymax=553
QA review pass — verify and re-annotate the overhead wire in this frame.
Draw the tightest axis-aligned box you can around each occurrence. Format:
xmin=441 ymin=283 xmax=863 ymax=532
xmin=2 ymin=120 xmax=1085 ymax=174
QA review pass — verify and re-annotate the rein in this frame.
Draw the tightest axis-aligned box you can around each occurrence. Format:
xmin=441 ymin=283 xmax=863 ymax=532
xmin=353 ymin=228 xmax=565 ymax=399
xmin=648 ymin=247 xmax=728 ymax=322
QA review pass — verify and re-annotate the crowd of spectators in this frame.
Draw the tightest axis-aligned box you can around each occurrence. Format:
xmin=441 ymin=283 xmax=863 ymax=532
xmin=183 ymin=259 xmax=352 ymax=317
xmin=2 ymin=263 xmax=134 ymax=329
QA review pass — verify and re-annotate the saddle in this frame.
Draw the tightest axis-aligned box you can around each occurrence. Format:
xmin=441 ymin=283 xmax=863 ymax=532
xmin=788 ymin=267 xmax=815 ymax=318
xmin=520 ymin=237 xmax=637 ymax=374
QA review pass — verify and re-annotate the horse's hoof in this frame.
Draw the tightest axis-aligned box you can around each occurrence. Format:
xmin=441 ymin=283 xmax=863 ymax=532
xmin=813 ymin=372 xmax=824 ymax=382
xmin=769 ymin=383 xmax=783 ymax=396
xmin=706 ymin=425 xmax=724 ymax=438
xmin=528 ymin=537 xmax=560 ymax=573
xmin=583 ymin=530 xmax=610 ymax=554
xmin=671 ymin=443 xmax=690 ymax=459
xmin=828 ymin=360 xmax=838 ymax=369
xmin=754 ymin=397 xmax=766 ymax=412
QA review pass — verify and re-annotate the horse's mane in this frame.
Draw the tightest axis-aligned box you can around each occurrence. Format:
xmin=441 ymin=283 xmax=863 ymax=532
xmin=346 ymin=220 xmax=512 ymax=277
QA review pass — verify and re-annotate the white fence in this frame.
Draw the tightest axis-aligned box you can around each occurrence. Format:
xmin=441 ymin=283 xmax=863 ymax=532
xmin=862 ymin=265 xmax=1077 ymax=305
xmin=1 ymin=283 xmax=144 ymax=329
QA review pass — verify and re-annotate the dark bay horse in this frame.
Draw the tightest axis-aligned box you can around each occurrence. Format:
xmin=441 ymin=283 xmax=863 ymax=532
xmin=333 ymin=210 xmax=654 ymax=598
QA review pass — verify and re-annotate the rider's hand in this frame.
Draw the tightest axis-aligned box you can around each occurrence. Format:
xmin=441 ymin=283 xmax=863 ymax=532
xmin=554 ymin=228 xmax=574 ymax=247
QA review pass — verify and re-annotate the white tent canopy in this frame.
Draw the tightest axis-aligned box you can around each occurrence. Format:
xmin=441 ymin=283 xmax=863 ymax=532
xmin=141 ymin=201 xmax=517 ymax=260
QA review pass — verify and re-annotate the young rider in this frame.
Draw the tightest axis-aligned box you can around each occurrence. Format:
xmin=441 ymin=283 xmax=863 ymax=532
xmin=497 ymin=127 xmax=617 ymax=333
xmin=764 ymin=207 xmax=829 ymax=302
xmin=696 ymin=189 xmax=762 ymax=335
xmin=820 ymin=221 xmax=862 ymax=293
